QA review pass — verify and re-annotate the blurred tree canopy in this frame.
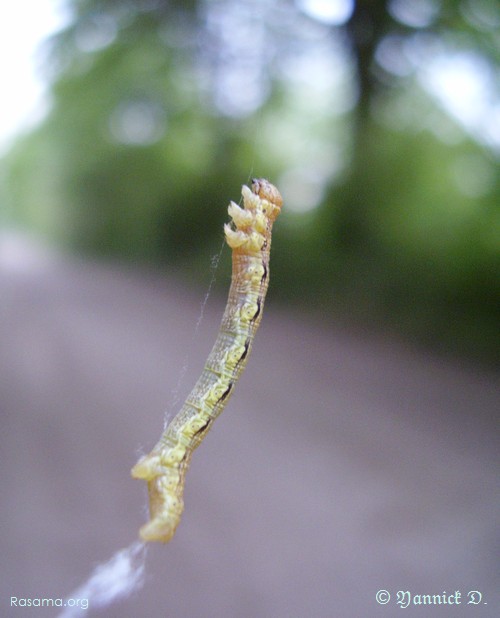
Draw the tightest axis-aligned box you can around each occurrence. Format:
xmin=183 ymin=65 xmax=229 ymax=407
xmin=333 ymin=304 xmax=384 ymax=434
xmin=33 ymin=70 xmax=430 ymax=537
xmin=3 ymin=0 xmax=499 ymax=362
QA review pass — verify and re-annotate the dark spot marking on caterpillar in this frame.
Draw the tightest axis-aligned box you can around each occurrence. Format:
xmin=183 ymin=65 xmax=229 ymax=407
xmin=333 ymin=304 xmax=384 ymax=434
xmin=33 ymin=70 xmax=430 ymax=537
xmin=261 ymin=262 xmax=268 ymax=282
xmin=239 ymin=338 xmax=251 ymax=363
xmin=252 ymin=299 xmax=261 ymax=322
xmin=193 ymin=418 xmax=212 ymax=440
xmin=219 ymin=382 xmax=234 ymax=403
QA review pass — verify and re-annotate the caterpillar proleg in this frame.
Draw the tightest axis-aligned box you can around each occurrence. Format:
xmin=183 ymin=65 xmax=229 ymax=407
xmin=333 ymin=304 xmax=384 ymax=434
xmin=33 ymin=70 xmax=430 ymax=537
xmin=131 ymin=179 xmax=282 ymax=543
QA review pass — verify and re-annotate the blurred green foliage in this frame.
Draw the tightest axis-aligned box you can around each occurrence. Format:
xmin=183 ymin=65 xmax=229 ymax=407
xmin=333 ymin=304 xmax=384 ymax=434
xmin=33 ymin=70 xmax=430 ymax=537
xmin=2 ymin=0 xmax=499 ymax=363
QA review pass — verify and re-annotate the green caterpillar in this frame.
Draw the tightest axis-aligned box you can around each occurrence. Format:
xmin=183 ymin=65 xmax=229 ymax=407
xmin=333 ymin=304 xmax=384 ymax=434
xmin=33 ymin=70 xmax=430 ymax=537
xmin=131 ymin=179 xmax=282 ymax=543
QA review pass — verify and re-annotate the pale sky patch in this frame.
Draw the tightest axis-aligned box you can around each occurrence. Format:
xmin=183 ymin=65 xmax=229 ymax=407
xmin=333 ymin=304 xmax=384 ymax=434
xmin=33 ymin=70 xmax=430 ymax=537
xmin=0 ymin=1 xmax=68 ymax=153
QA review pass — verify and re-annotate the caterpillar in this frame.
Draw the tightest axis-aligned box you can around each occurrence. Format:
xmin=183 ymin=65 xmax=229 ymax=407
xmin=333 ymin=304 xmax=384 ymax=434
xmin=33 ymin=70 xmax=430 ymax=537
xmin=131 ymin=178 xmax=283 ymax=543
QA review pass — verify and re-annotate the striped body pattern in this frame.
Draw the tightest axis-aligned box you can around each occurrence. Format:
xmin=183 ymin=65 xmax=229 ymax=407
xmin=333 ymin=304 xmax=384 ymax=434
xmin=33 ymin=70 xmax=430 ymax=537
xmin=131 ymin=179 xmax=282 ymax=543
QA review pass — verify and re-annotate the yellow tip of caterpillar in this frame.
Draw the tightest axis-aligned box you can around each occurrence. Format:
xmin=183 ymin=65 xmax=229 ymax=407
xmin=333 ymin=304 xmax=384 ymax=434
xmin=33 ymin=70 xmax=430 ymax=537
xmin=138 ymin=518 xmax=177 ymax=543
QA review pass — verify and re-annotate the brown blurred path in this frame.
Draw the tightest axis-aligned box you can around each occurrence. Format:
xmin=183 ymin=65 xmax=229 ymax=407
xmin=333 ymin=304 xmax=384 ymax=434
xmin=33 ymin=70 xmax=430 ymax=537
xmin=1 ymin=236 xmax=498 ymax=617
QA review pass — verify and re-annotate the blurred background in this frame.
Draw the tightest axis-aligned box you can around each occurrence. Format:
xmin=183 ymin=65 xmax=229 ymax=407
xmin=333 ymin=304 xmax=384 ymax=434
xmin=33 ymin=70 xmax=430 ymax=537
xmin=1 ymin=1 xmax=499 ymax=617
xmin=1 ymin=0 xmax=499 ymax=360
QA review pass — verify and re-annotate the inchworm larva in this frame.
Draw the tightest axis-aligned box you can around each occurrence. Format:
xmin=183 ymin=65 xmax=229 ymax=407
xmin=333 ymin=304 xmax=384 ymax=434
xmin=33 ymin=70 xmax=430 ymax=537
xmin=131 ymin=178 xmax=282 ymax=543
